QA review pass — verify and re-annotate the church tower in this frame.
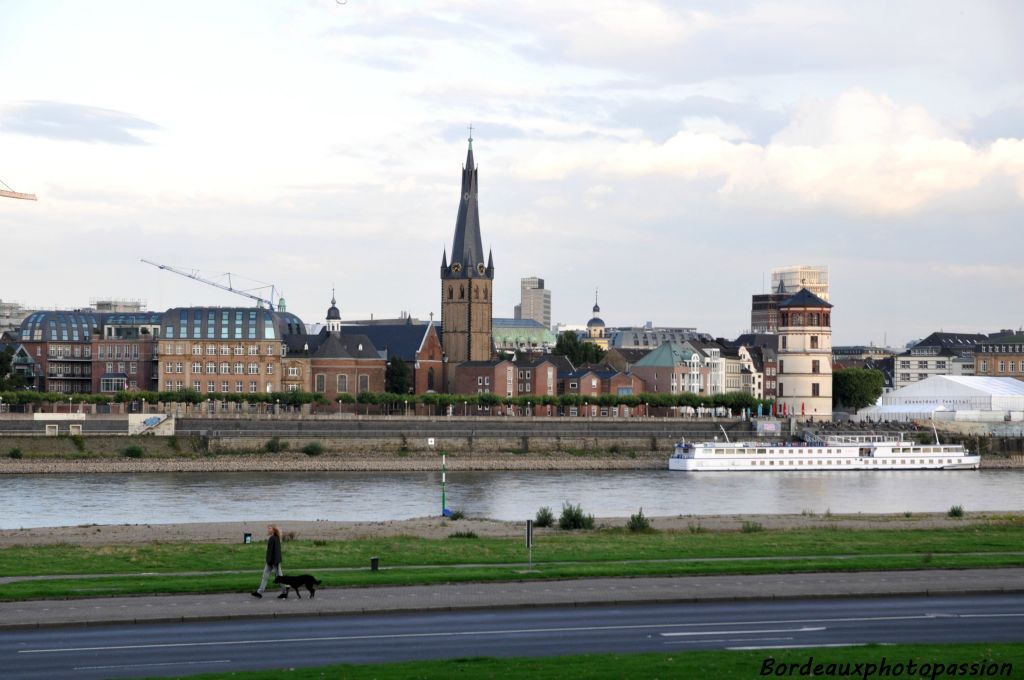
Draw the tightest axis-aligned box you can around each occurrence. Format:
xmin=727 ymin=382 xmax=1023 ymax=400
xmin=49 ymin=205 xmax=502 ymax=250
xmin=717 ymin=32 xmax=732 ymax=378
xmin=441 ymin=131 xmax=494 ymax=363
xmin=325 ymin=289 xmax=342 ymax=333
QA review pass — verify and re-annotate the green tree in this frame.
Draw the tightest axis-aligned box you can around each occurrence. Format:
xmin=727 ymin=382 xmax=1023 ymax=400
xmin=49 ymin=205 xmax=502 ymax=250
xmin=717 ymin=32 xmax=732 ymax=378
xmin=0 ymin=347 xmax=27 ymax=390
xmin=385 ymin=356 xmax=412 ymax=394
xmin=833 ymin=368 xmax=885 ymax=410
xmin=554 ymin=331 xmax=606 ymax=366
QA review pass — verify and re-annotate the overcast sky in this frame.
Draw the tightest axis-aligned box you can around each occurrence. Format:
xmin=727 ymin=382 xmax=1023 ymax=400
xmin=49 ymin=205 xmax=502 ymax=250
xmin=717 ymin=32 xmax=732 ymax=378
xmin=1 ymin=1 xmax=1022 ymax=346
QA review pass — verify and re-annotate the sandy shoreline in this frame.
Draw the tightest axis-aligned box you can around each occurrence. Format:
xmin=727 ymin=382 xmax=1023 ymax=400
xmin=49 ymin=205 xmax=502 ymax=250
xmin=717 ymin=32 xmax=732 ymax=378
xmin=1 ymin=512 xmax=1020 ymax=546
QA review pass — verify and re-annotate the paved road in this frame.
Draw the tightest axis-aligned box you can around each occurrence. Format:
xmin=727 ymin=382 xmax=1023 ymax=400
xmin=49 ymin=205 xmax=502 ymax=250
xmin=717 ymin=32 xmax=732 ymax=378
xmin=5 ymin=594 xmax=1024 ymax=679
xmin=4 ymin=568 xmax=1023 ymax=629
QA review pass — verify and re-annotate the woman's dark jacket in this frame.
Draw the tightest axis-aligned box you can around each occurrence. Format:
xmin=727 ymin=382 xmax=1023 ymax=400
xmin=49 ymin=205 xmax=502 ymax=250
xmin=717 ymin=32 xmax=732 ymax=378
xmin=266 ymin=534 xmax=282 ymax=566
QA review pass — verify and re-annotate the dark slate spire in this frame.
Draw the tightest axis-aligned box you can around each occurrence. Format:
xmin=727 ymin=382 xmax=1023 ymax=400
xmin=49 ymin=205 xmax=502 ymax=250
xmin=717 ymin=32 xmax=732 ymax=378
xmin=449 ymin=131 xmax=486 ymax=276
xmin=486 ymin=248 xmax=494 ymax=274
xmin=441 ymin=248 xmax=448 ymax=270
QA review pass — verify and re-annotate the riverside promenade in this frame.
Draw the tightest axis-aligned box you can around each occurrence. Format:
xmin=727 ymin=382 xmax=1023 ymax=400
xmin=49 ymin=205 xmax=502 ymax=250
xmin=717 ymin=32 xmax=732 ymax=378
xmin=4 ymin=568 xmax=1024 ymax=630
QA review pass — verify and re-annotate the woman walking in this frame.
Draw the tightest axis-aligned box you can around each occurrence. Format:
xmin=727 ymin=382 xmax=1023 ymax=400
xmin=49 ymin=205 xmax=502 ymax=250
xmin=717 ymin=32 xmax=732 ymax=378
xmin=251 ymin=525 xmax=289 ymax=599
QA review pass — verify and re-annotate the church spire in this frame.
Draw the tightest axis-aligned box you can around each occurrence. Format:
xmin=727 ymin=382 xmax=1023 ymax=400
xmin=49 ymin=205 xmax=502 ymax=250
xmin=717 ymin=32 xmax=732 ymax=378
xmin=448 ymin=130 xmax=485 ymax=276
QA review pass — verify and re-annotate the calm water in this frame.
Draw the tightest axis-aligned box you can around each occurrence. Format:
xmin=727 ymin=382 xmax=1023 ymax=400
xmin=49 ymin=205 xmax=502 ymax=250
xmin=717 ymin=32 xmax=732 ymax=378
xmin=1 ymin=469 xmax=1023 ymax=528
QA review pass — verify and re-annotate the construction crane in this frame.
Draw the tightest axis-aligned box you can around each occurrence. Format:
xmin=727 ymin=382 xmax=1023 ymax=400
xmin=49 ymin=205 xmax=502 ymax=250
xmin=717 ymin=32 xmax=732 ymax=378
xmin=141 ymin=259 xmax=284 ymax=311
xmin=0 ymin=177 xmax=37 ymax=201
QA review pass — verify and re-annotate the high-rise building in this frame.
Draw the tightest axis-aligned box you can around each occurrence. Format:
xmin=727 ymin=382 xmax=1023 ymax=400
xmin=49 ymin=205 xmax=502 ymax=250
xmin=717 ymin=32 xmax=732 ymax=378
xmin=771 ymin=265 xmax=829 ymax=301
xmin=440 ymin=133 xmax=494 ymax=363
xmin=514 ymin=276 xmax=551 ymax=329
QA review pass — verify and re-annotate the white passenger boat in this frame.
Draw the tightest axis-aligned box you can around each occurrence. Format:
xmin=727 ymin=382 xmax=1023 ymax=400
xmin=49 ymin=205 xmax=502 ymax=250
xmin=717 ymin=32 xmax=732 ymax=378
xmin=668 ymin=433 xmax=980 ymax=471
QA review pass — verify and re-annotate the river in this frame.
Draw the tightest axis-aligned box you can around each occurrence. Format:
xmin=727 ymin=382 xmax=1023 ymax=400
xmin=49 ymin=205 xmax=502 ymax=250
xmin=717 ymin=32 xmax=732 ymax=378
xmin=2 ymin=469 xmax=1023 ymax=528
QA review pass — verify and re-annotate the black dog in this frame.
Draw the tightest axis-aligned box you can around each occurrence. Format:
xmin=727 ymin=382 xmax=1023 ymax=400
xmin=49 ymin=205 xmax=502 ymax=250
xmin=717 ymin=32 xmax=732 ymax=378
xmin=273 ymin=574 xmax=322 ymax=599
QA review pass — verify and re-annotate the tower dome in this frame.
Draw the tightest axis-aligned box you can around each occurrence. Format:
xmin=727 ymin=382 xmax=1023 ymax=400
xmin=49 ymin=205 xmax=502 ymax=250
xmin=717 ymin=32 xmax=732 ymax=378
xmin=325 ymin=289 xmax=342 ymax=332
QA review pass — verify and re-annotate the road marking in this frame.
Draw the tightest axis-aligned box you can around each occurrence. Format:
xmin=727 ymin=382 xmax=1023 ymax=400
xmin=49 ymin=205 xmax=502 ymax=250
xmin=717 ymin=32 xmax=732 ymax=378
xmin=728 ymin=642 xmax=887 ymax=651
xmin=661 ymin=626 xmax=825 ymax=637
xmin=73 ymin=659 xmax=232 ymax=671
xmin=664 ymin=636 xmax=794 ymax=645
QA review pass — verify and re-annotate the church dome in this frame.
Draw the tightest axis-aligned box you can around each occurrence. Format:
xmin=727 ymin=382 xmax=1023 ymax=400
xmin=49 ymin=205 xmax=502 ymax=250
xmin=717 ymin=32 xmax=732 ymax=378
xmin=587 ymin=316 xmax=605 ymax=328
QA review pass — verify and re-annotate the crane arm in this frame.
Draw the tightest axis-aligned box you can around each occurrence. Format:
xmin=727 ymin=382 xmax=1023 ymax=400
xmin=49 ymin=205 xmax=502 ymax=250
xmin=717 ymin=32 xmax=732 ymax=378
xmin=141 ymin=259 xmax=277 ymax=310
xmin=0 ymin=189 xmax=37 ymax=201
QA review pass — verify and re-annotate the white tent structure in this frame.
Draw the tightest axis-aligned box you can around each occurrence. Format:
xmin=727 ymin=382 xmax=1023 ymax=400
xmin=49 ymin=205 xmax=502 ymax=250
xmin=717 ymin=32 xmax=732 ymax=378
xmin=855 ymin=375 xmax=1024 ymax=423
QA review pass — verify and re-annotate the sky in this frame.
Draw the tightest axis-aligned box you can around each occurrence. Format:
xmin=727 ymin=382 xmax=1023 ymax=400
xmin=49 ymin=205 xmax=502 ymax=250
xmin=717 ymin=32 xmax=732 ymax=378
xmin=1 ymin=0 xmax=1023 ymax=347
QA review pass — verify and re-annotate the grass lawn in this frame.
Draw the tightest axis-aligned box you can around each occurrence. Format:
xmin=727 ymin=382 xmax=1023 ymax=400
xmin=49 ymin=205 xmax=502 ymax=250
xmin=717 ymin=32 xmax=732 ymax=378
xmin=150 ymin=644 xmax=1024 ymax=680
xmin=2 ymin=524 xmax=1023 ymax=601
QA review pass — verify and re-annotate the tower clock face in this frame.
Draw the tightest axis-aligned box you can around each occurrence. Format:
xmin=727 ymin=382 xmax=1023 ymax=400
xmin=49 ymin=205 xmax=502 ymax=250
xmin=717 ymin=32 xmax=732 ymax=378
xmin=451 ymin=263 xmax=462 ymax=273
xmin=477 ymin=263 xmax=486 ymax=274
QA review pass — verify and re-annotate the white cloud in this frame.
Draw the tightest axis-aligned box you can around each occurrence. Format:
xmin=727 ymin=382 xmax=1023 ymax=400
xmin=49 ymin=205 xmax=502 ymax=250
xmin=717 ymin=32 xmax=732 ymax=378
xmin=510 ymin=89 xmax=1024 ymax=215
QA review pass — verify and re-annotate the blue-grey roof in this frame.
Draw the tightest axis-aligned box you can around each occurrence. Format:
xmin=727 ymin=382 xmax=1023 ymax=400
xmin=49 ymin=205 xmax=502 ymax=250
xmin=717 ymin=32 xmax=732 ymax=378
xmin=779 ymin=288 xmax=833 ymax=309
xmin=161 ymin=307 xmax=305 ymax=342
xmin=341 ymin=322 xmax=435 ymax=362
xmin=20 ymin=311 xmax=102 ymax=343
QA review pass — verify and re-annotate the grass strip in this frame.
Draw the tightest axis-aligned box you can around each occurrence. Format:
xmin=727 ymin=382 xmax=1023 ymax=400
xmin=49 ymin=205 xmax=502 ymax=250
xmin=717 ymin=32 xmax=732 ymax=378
xmin=2 ymin=552 xmax=1023 ymax=601
xmin=149 ymin=643 xmax=1024 ymax=680
xmin=3 ymin=524 xmax=1024 ymax=577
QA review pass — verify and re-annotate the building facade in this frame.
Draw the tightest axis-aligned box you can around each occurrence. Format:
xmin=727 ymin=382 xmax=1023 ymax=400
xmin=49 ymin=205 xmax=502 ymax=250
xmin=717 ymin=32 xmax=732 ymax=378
xmin=776 ymin=289 xmax=833 ymax=419
xmin=157 ymin=307 xmax=304 ymax=394
xmin=893 ymin=332 xmax=985 ymax=390
xmin=440 ymin=135 xmax=494 ymax=363
xmin=514 ymin=276 xmax=551 ymax=330
xmin=974 ymin=333 xmax=1024 ymax=382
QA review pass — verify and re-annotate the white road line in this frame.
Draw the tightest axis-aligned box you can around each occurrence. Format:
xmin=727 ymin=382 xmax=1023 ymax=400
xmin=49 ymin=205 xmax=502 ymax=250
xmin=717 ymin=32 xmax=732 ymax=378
xmin=959 ymin=613 xmax=1024 ymax=619
xmin=73 ymin=659 xmax=232 ymax=671
xmin=664 ymin=636 xmax=794 ymax=645
xmin=661 ymin=626 xmax=825 ymax=637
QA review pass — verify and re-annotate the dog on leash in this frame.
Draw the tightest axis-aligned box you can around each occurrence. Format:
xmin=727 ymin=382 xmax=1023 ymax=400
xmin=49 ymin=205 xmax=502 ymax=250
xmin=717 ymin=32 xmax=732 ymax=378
xmin=273 ymin=574 xmax=322 ymax=598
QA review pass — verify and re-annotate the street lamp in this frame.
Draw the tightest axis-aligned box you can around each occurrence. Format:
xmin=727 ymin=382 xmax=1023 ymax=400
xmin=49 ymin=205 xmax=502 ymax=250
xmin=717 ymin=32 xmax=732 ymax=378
xmin=463 ymin=400 xmax=467 ymax=417
xmin=276 ymin=398 xmax=280 ymax=416
xmin=404 ymin=399 xmax=408 ymax=417
xmin=68 ymin=397 xmax=72 ymax=413
xmin=142 ymin=397 xmax=146 ymax=414
xmin=527 ymin=400 xmax=531 ymax=417
xmin=645 ymin=402 xmax=649 ymax=419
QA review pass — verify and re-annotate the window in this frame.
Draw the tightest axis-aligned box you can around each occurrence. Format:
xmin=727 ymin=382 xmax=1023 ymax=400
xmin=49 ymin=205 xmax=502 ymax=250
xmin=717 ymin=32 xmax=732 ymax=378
xmin=129 ymin=362 xmax=136 ymax=374
xmin=164 ymin=362 xmax=173 ymax=374
xmin=811 ymin=360 xmax=820 ymax=374
xmin=478 ymin=376 xmax=484 ymax=385
xmin=266 ymin=364 xmax=274 ymax=375
xmin=192 ymin=362 xmax=201 ymax=373
xmin=810 ymin=336 xmax=818 ymax=349
xmin=779 ymin=360 xmax=784 ymax=373
xmin=248 ymin=363 xmax=259 ymax=375
xmin=192 ymin=346 xmax=202 ymax=355
xmin=248 ymin=345 xmax=258 ymax=355
xmin=207 ymin=345 xmax=216 ymax=355
xmin=812 ymin=382 xmax=820 ymax=397
xmin=208 ymin=381 xmax=215 ymax=392
xmin=981 ymin=360 xmax=989 ymax=372
xmin=250 ymin=381 xmax=257 ymax=393
xmin=233 ymin=362 xmax=243 ymax=374
xmin=359 ymin=374 xmax=369 ymax=393
xmin=206 ymin=362 xmax=216 ymax=374
xmin=918 ymin=361 xmax=928 ymax=369
xmin=315 ymin=374 xmax=326 ymax=392
xmin=569 ymin=382 xmax=578 ymax=389
xmin=1011 ymin=361 xmax=1017 ymax=373
xmin=287 ymin=366 xmax=299 ymax=378
xmin=235 ymin=381 xmax=243 ymax=393
xmin=220 ymin=346 xmax=230 ymax=356
xmin=778 ymin=383 xmax=784 ymax=397
xmin=999 ymin=361 xmax=1006 ymax=373
xmin=287 ymin=384 xmax=298 ymax=392
xmin=781 ymin=336 xmax=787 ymax=349
xmin=221 ymin=381 xmax=229 ymax=391
xmin=220 ymin=362 xmax=230 ymax=374
xmin=193 ymin=381 xmax=201 ymax=391
xmin=234 ymin=345 xmax=244 ymax=356
xmin=176 ymin=343 xmax=184 ymax=355
xmin=337 ymin=374 xmax=348 ymax=393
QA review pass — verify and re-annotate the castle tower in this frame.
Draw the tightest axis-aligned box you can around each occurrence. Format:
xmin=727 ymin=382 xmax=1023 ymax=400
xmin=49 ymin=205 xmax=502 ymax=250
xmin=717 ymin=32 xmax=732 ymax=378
xmin=441 ymin=132 xmax=494 ymax=363
xmin=776 ymin=288 xmax=833 ymax=420
xmin=325 ymin=289 xmax=342 ymax=333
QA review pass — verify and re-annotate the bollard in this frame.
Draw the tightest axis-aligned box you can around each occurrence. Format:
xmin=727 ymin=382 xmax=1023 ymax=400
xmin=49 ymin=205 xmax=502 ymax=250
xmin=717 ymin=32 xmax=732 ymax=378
xmin=243 ymin=532 xmax=252 ymax=544
xmin=370 ymin=556 xmax=380 ymax=572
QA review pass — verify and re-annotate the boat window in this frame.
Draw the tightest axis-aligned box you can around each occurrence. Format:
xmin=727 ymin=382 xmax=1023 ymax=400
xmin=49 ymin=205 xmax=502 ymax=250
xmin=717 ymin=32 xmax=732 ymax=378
xmin=757 ymin=448 xmax=766 ymax=454
xmin=912 ymin=448 xmax=920 ymax=453
xmin=714 ymin=449 xmax=723 ymax=455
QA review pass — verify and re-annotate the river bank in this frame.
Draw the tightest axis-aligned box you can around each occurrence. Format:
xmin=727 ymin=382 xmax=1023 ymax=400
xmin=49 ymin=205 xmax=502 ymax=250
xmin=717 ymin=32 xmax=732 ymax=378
xmin=1 ymin=511 xmax=1021 ymax=546
xmin=1 ymin=450 xmax=1022 ymax=473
